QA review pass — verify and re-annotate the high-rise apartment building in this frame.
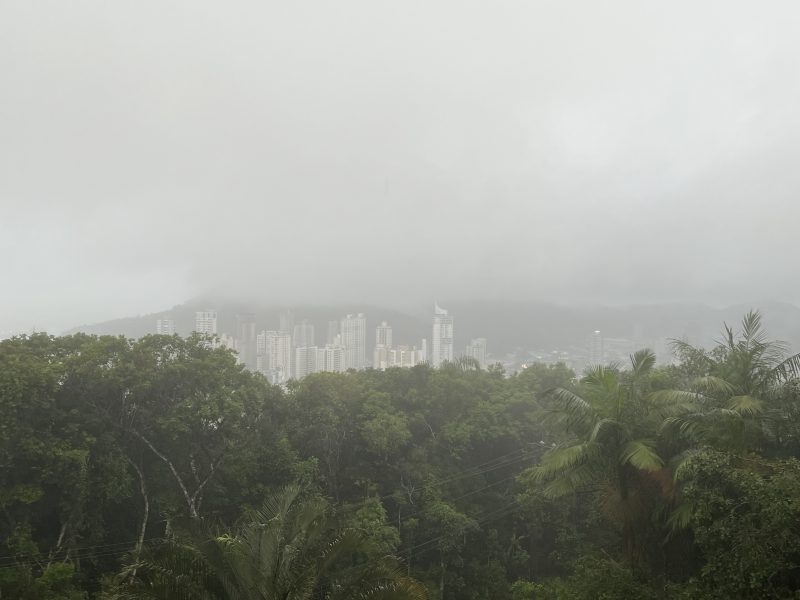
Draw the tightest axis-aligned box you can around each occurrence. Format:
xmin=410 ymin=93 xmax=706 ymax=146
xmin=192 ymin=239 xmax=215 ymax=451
xmin=375 ymin=322 xmax=392 ymax=348
xmin=374 ymin=345 xmax=391 ymax=370
xmin=317 ymin=344 xmax=345 ymax=373
xmin=195 ymin=310 xmax=218 ymax=335
xmin=341 ymin=313 xmax=366 ymax=370
xmin=256 ymin=330 xmax=292 ymax=384
xmin=236 ymin=313 xmax=257 ymax=370
xmin=390 ymin=345 xmax=418 ymax=368
xmin=156 ymin=318 xmax=175 ymax=335
xmin=465 ymin=338 xmax=488 ymax=369
xmin=373 ymin=321 xmax=393 ymax=370
xmin=431 ymin=303 xmax=454 ymax=368
xmin=588 ymin=330 xmax=604 ymax=367
xmin=293 ymin=319 xmax=315 ymax=348
xmin=294 ymin=345 xmax=318 ymax=379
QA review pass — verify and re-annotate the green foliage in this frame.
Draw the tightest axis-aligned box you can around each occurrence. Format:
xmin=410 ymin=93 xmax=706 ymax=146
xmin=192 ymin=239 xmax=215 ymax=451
xmin=112 ymin=486 xmax=426 ymax=600
xmin=509 ymin=580 xmax=537 ymax=600
xmin=524 ymin=352 xmax=672 ymax=567
xmin=674 ymin=450 xmax=800 ymax=598
xmin=533 ymin=556 xmax=659 ymax=600
xmin=350 ymin=496 xmax=402 ymax=557
xmin=0 ymin=562 xmax=87 ymax=600
xmin=3 ymin=313 xmax=800 ymax=598
xmin=663 ymin=310 xmax=800 ymax=455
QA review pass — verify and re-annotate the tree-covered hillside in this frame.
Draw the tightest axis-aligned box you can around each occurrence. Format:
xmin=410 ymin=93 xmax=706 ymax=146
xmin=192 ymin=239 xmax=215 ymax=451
xmin=2 ymin=311 xmax=800 ymax=599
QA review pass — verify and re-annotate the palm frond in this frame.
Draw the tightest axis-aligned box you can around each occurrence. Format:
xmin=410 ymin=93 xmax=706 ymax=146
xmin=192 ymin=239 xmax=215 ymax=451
xmin=582 ymin=366 xmax=618 ymax=392
xmin=541 ymin=463 xmax=599 ymax=498
xmin=769 ymin=352 xmax=800 ymax=384
xmin=661 ymin=414 xmax=712 ymax=440
xmin=740 ymin=310 xmax=768 ymax=351
xmin=691 ymin=376 xmax=735 ymax=396
xmin=355 ymin=579 xmax=429 ymax=600
xmin=648 ymin=390 xmax=704 ymax=416
xmin=666 ymin=498 xmax=697 ymax=533
xmin=329 ymin=555 xmax=428 ymax=600
xmin=619 ymin=439 xmax=663 ymax=471
xmin=668 ymin=448 xmax=700 ymax=482
xmin=531 ymin=442 xmax=601 ymax=481
xmin=722 ymin=321 xmax=736 ymax=351
xmin=589 ymin=418 xmax=625 ymax=444
xmin=728 ymin=394 xmax=763 ymax=416
xmin=543 ymin=387 xmax=598 ymax=433
xmin=629 ymin=348 xmax=656 ymax=378
xmin=670 ymin=338 xmax=714 ymax=367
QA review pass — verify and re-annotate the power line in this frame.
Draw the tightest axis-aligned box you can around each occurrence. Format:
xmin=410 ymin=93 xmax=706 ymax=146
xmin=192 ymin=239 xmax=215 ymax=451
xmin=0 ymin=448 xmax=547 ymax=568
xmin=403 ymin=499 xmax=522 ymax=556
xmin=374 ymin=446 xmax=532 ymax=504
xmin=0 ymin=538 xmax=166 ymax=567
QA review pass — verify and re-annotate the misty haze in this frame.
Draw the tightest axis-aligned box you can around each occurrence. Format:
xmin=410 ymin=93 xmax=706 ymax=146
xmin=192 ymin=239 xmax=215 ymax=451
xmin=3 ymin=2 xmax=800 ymax=599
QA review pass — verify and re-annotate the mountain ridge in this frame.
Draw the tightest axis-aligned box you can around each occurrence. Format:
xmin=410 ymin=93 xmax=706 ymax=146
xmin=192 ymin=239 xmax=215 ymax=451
xmin=64 ymin=298 xmax=800 ymax=361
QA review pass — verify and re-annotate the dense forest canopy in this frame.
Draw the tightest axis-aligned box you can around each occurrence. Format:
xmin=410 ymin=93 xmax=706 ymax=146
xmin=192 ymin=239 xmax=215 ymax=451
xmin=2 ymin=311 xmax=800 ymax=599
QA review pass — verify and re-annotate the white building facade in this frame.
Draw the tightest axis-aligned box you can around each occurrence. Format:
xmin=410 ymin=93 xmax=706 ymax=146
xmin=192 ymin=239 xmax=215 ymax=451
xmin=341 ymin=313 xmax=366 ymax=370
xmin=195 ymin=310 xmax=218 ymax=335
xmin=432 ymin=303 xmax=454 ymax=368
xmin=465 ymin=338 xmax=488 ymax=369
xmin=156 ymin=318 xmax=175 ymax=335
xmin=257 ymin=330 xmax=292 ymax=384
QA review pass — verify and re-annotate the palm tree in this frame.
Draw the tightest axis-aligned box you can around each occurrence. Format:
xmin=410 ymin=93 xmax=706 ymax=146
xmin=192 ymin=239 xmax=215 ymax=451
xmin=529 ymin=349 xmax=668 ymax=565
xmin=642 ymin=311 xmax=800 ymax=534
xmin=111 ymin=486 xmax=427 ymax=600
xmin=656 ymin=310 xmax=800 ymax=455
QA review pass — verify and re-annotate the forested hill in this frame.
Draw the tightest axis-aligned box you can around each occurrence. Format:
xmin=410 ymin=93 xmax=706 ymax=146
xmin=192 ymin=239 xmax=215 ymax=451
xmin=65 ymin=299 xmax=800 ymax=356
xmin=4 ymin=310 xmax=800 ymax=598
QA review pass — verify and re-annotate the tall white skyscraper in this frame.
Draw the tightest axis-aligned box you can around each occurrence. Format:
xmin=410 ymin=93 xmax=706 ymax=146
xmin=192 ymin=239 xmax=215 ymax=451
xmin=257 ymin=330 xmax=292 ymax=384
xmin=341 ymin=313 xmax=366 ymax=370
xmin=431 ymin=303 xmax=454 ymax=368
xmin=588 ymin=330 xmax=604 ymax=367
xmin=156 ymin=318 xmax=175 ymax=335
xmin=195 ymin=310 xmax=217 ymax=335
xmin=465 ymin=338 xmax=488 ymax=369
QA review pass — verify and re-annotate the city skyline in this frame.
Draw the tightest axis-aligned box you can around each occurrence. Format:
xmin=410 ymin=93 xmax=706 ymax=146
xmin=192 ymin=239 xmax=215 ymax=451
xmin=174 ymin=304 xmax=671 ymax=380
xmin=175 ymin=304 xmax=476 ymax=381
xmin=30 ymin=297 xmax=797 ymax=380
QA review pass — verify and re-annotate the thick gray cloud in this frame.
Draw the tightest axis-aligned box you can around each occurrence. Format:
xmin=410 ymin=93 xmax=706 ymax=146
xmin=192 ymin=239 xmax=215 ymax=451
xmin=2 ymin=1 xmax=799 ymax=333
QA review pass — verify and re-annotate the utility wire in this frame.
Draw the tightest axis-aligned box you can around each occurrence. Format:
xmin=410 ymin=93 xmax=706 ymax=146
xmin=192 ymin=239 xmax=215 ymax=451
xmin=404 ymin=499 xmax=523 ymax=556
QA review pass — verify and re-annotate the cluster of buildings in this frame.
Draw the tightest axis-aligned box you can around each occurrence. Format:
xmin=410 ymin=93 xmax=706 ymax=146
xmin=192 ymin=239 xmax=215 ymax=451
xmin=514 ymin=329 xmax=668 ymax=374
xmin=156 ymin=304 xmax=489 ymax=384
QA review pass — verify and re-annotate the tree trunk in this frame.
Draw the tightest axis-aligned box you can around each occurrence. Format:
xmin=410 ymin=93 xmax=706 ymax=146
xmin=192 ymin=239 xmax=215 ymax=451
xmin=440 ymin=552 xmax=445 ymax=598
xmin=128 ymin=459 xmax=149 ymax=555
xmin=132 ymin=430 xmax=222 ymax=520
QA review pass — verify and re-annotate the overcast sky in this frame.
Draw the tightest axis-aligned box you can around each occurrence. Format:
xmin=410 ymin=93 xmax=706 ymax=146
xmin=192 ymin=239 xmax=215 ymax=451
xmin=2 ymin=1 xmax=800 ymax=334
